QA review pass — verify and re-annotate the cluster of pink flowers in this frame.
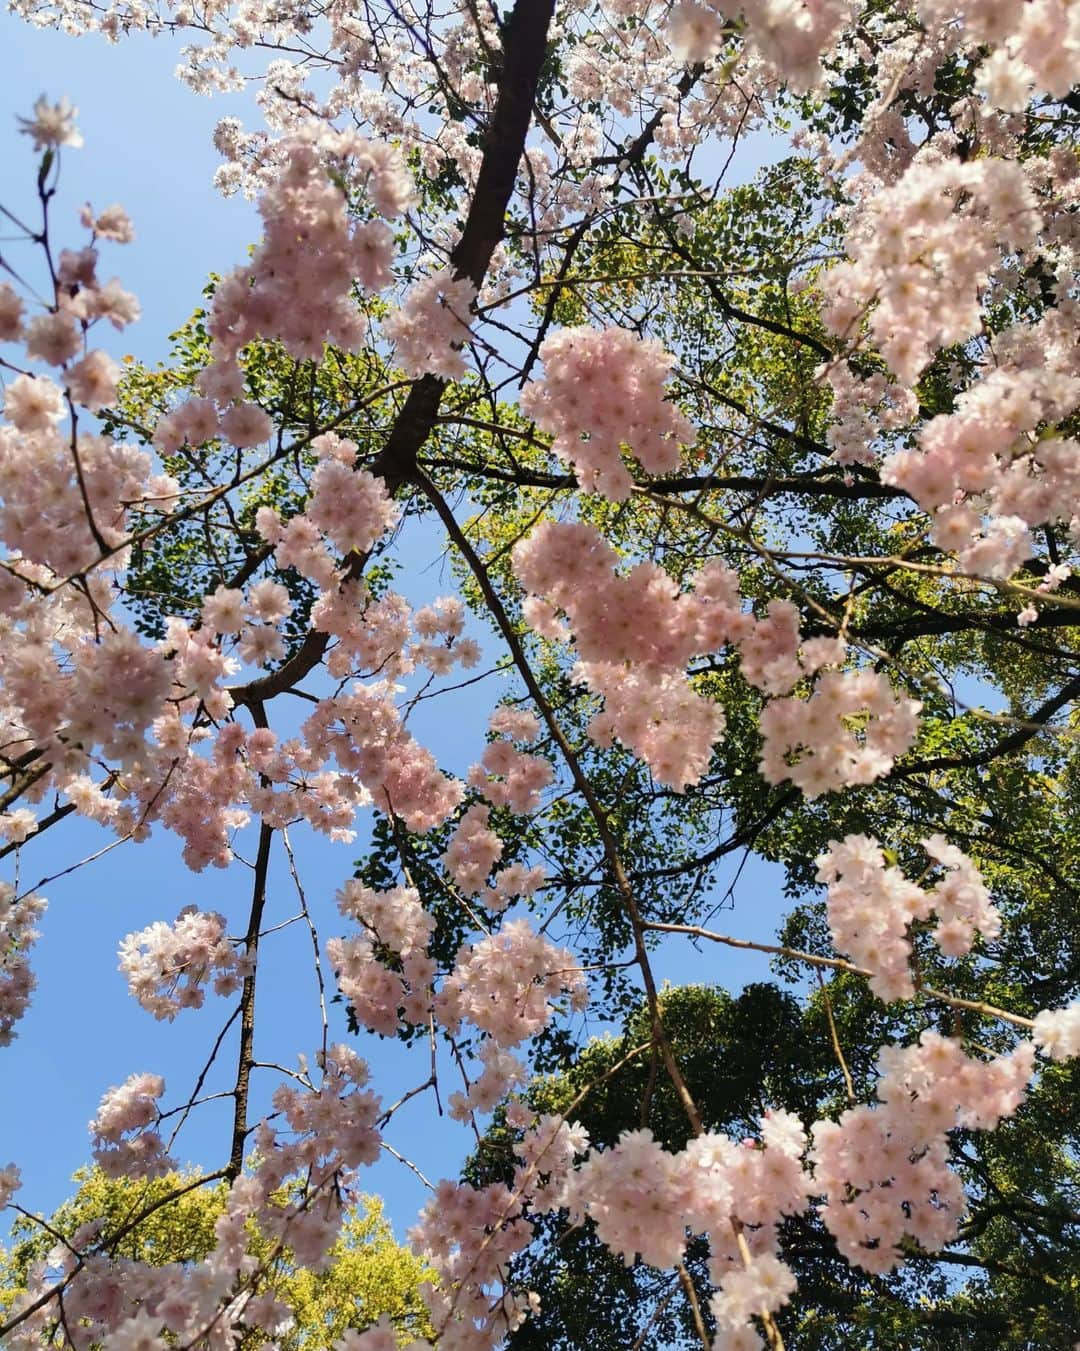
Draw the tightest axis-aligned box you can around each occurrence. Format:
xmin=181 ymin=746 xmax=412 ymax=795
xmin=513 ymin=522 xmax=920 ymax=795
xmin=440 ymin=786 xmax=548 ymax=912
xmin=566 ymin=1110 xmax=808 ymax=1342
xmin=118 ymin=907 xmax=244 ymax=1020
xmin=328 ymin=881 xmax=437 ymax=1036
xmin=200 ymin=127 xmax=411 ymax=393
xmin=511 ymin=521 xmax=748 ymax=788
xmin=0 ymin=1045 xmax=384 ymax=1351
xmin=384 ymin=268 xmax=477 ymax=380
xmin=0 ymin=1162 xmax=20 ymax=1211
xmin=817 ymin=834 xmax=1001 ymax=1000
xmin=152 ymin=395 xmax=273 ymax=454
xmin=467 ymin=738 xmax=554 ymax=815
xmin=519 ymin=327 xmax=696 ymax=500
xmin=253 ymin=437 xmax=402 ymax=590
xmin=736 ymin=600 xmax=844 ymax=697
xmin=443 ymin=803 xmax=504 ymax=895
xmin=812 ymin=1033 xmax=1036 ymax=1273
xmin=434 ymin=919 xmax=587 ymax=1046
xmin=0 ymin=411 xmax=167 ymax=579
xmin=667 ymin=0 xmax=850 ymax=92
xmin=0 ymin=886 xmax=45 ymax=1046
xmin=302 ymin=681 xmax=465 ymax=832
xmin=307 ymin=458 xmax=402 ymax=559
xmin=919 ymin=0 xmax=1080 ymax=109
xmin=448 ymin=1042 xmax=528 ymax=1120
xmin=822 ymin=153 xmax=1041 ymax=388
xmin=409 ymin=1178 xmax=535 ymax=1351
xmin=758 ymin=669 xmax=922 ymax=798
xmin=89 ymin=1072 xmax=172 ymax=1180
xmin=883 ymin=356 xmax=1080 ymax=581
xmin=1032 ymin=1003 xmax=1080 ymax=1060
xmin=510 ymin=1110 xmax=591 ymax=1215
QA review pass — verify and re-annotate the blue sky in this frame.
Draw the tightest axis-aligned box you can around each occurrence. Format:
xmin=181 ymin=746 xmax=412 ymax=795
xmin=0 ymin=11 xmax=792 ymax=1244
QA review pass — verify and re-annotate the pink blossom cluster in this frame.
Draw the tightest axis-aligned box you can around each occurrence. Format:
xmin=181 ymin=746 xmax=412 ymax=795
xmin=0 ymin=885 xmax=45 ymax=1046
xmin=758 ymin=669 xmax=922 ymax=798
xmin=254 ymin=464 xmax=400 ymax=595
xmin=812 ymin=1033 xmax=1036 ymax=1273
xmin=409 ymin=1177 xmax=535 ymax=1351
xmin=328 ymin=880 xmax=437 ymax=1035
xmin=0 ymin=417 xmax=167 ymax=578
xmin=118 ymin=907 xmax=243 ymax=1021
xmin=510 ymin=1110 xmax=591 ymax=1215
xmin=817 ymin=834 xmax=1001 ymax=1000
xmin=313 ymin=579 xmax=413 ymax=680
xmin=89 ymin=1072 xmax=172 ymax=1180
xmin=302 ymin=680 xmax=464 ymax=832
xmin=667 ymin=0 xmax=850 ymax=92
xmin=480 ymin=861 xmax=548 ymax=914
xmin=1 ymin=1046 xmax=385 ymax=1351
xmin=201 ymin=127 xmax=412 ymax=391
xmin=1032 ymin=1003 xmax=1080 ymax=1061
xmin=152 ymin=395 xmax=273 ymax=454
xmin=443 ymin=803 xmax=503 ymax=894
xmin=918 ymin=0 xmax=1080 ymax=109
xmin=435 ymin=919 xmax=587 ymax=1047
xmin=467 ymin=738 xmax=554 ymax=814
xmin=384 ymin=268 xmax=477 ymax=380
xmin=0 ymin=1163 xmax=20 ymax=1211
xmin=448 ymin=1042 xmax=528 ymax=1120
xmin=822 ymin=363 xmax=918 ymax=467
xmin=736 ymin=599 xmax=845 ymax=696
xmin=511 ymin=521 xmax=748 ymax=788
xmin=309 ymin=462 xmax=401 ymax=565
xmin=328 ymin=927 xmax=435 ymax=1039
xmin=337 ymin=878 xmax=435 ymax=957
xmin=513 ymin=522 xmax=920 ymax=795
xmin=519 ymin=327 xmax=696 ymax=500
xmin=566 ymin=1110 xmax=808 ymax=1340
xmin=883 ymin=357 xmax=1080 ymax=580
xmin=822 ymin=153 xmax=1041 ymax=387
xmin=443 ymin=792 xmax=547 ymax=909
xmin=409 ymin=597 xmax=481 ymax=676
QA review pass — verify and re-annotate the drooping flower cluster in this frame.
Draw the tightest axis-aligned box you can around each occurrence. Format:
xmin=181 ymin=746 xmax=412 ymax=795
xmin=0 ymin=1163 xmax=20 ymax=1211
xmin=443 ymin=803 xmax=504 ymax=895
xmin=467 ymin=738 xmax=554 ymax=815
xmin=302 ymin=680 xmax=465 ymax=833
xmin=818 ymin=834 xmax=1002 ymax=1000
xmin=520 ymin=327 xmax=696 ymax=500
xmin=200 ymin=127 xmax=412 ymax=392
xmin=409 ymin=1178 xmax=535 ymax=1351
xmin=384 ymin=268 xmax=477 ymax=380
xmin=435 ymin=919 xmax=587 ymax=1047
xmin=822 ymin=154 xmax=1042 ymax=388
xmin=566 ymin=1110 xmax=809 ymax=1342
xmin=758 ymin=669 xmax=922 ymax=799
xmin=0 ymin=886 xmax=45 ymax=1046
xmin=514 ymin=523 xmax=921 ymax=795
xmin=667 ymin=0 xmax=850 ymax=92
xmin=327 ymin=881 xmax=436 ymax=1036
xmin=1032 ymin=1003 xmax=1080 ymax=1060
xmin=118 ymin=907 xmax=244 ymax=1020
xmin=512 ymin=521 xmax=747 ymax=788
xmin=812 ymin=1033 xmax=1036 ymax=1273
xmin=89 ymin=1072 xmax=172 ymax=1180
